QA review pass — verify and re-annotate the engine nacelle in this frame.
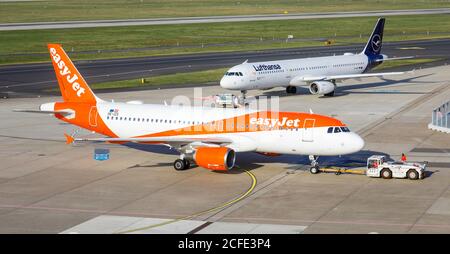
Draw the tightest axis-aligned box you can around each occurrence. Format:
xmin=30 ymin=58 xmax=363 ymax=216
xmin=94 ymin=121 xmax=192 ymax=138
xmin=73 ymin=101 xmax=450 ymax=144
xmin=194 ymin=147 xmax=236 ymax=171
xmin=309 ymin=81 xmax=335 ymax=95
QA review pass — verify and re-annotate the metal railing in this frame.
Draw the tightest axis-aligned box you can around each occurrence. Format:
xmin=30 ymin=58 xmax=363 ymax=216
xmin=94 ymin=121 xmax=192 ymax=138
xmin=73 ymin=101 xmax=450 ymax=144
xmin=429 ymin=101 xmax=450 ymax=133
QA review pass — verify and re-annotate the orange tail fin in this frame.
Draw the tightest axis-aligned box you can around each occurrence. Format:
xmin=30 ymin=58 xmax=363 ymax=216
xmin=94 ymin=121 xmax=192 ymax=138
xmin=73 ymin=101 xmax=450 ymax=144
xmin=48 ymin=44 xmax=98 ymax=103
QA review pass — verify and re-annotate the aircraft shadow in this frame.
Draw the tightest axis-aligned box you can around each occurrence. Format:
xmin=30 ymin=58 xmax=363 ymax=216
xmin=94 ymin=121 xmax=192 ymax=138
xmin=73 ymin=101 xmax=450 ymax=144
xmin=120 ymin=143 xmax=392 ymax=175
xmin=233 ymin=149 xmax=392 ymax=172
xmin=260 ymin=73 xmax=435 ymax=98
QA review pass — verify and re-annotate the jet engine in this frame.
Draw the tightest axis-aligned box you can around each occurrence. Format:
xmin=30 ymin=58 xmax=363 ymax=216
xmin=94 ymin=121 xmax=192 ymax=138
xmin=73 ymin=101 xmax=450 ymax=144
xmin=194 ymin=147 xmax=236 ymax=171
xmin=309 ymin=81 xmax=335 ymax=95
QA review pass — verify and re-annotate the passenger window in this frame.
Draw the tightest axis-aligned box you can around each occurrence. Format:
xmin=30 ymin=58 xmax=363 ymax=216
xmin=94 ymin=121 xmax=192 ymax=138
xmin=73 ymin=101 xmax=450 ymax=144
xmin=334 ymin=127 xmax=341 ymax=133
xmin=327 ymin=127 xmax=333 ymax=133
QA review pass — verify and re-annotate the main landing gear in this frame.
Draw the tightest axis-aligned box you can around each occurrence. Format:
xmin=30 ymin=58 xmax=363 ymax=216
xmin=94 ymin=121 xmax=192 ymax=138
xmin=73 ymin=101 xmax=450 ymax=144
xmin=324 ymin=81 xmax=337 ymax=97
xmin=309 ymin=155 xmax=320 ymax=174
xmin=286 ymin=86 xmax=297 ymax=94
xmin=173 ymin=158 xmax=191 ymax=171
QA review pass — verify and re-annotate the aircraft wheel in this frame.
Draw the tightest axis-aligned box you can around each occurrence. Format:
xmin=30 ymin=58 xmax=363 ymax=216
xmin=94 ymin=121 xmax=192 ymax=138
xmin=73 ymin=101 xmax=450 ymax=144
xmin=174 ymin=159 xmax=187 ymax=171
xmin=310 ymin=166 xmax=320 ymax=174
xmin=380 ymin=168 xmax=392 ymax=179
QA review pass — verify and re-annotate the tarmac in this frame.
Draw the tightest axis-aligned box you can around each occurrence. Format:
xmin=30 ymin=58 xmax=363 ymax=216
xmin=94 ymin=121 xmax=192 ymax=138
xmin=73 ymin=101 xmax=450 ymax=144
xmin=0 ymin=64 xmax=449 ymax=233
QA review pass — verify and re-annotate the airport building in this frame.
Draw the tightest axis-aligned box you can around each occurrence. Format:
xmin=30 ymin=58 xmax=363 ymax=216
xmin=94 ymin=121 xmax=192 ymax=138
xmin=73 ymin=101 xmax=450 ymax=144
xmin=429 ymin=100 xmax=450 ymax=133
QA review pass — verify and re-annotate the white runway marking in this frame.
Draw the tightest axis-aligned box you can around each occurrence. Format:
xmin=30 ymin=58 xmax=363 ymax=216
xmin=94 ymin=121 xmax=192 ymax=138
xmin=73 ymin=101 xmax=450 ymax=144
xmin=60 ymin=215 xmax=307 ymax=234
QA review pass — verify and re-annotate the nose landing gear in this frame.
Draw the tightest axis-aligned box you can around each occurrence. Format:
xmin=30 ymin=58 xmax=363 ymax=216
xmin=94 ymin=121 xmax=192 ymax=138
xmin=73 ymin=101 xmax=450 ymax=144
xmin=240 ymin=90 xmax=247 ymax=99
xmin=309 ymin=155 xmax=320 ymax=174
xmin=238 ymin=90 xmax=250 ymax=106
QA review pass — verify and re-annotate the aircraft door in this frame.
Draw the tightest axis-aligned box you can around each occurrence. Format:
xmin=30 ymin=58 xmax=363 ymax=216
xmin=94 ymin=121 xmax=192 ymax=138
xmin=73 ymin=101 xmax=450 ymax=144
xmin=89 ymin=106 xmax=98 ymax=127
xmin=302 ymin=119 xmax=315 ymax=142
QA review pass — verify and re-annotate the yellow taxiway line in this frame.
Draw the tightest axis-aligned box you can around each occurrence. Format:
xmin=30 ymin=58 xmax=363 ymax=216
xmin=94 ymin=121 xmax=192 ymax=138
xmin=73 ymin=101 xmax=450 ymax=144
xmin=115 ymin=169 xmax=257 ymax=234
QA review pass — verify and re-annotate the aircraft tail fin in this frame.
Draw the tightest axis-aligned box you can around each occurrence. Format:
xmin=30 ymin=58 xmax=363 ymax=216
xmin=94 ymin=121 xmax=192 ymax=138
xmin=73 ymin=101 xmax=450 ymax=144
xmin=361 ymin=18 xmax=385 ymax=56
xmin=48 ymin=44 xmax=100 ymax=103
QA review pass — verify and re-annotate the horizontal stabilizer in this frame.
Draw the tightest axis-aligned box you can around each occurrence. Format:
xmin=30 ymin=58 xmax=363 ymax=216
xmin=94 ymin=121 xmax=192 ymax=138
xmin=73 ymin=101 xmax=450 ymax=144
xmin=64 ymin=133 xmax=75 ymax=144
xmin=375 ymin=56 xmax=414 ymax=62
xmin=13 ymin=109 xmax=73 ymax=116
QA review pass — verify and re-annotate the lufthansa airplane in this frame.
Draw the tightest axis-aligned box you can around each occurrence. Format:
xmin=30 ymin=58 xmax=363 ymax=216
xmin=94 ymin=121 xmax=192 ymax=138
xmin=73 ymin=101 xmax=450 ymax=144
xmin=220 ymin=18 xmax=411 ymax=97
xmin=17 ymin=44 xmax=364 ymax=172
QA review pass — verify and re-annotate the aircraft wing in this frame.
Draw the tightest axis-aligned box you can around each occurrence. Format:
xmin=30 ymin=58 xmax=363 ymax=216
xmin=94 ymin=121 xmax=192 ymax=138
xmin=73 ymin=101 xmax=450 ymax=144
xmin=65 ymin=133 xmax=257 ymax=152
xmin=297 ymin=71 xmax=410 ymax=82
xmin=69 ymin=135 xmax=233 ymax=145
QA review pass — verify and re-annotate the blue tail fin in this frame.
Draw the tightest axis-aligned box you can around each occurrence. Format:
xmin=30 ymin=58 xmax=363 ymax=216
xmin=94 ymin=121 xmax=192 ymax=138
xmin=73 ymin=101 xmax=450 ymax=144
xmin=362 ymin=18 xmax=385 ymax=56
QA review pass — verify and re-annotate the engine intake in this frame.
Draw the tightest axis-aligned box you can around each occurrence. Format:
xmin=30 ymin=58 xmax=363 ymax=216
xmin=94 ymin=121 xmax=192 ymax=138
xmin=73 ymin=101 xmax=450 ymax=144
xmin=309 ymin=81 xmax=335 ymax=95
xmin=194 ymin=147 xmax=236 ymax=171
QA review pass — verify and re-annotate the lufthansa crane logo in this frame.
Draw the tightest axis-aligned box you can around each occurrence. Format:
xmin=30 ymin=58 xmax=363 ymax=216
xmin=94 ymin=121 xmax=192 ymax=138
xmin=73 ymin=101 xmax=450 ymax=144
xmin=371 ymin=34 xmax=381 ymax=52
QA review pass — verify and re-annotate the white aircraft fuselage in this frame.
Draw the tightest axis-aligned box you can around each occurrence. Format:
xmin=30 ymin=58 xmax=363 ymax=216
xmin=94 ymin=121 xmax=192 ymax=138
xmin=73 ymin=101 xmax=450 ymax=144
xmin=220 ymin=18 xmax=409 ymax=96
xmin=220 ymin=53 xmax=370 ymax=90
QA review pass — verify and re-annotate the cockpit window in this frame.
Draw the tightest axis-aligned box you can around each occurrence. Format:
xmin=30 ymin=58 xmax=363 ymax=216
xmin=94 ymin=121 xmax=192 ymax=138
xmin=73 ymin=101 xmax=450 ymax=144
xmin=328 ymin=126 xmax=351 ymax=133
xmin=224 ymin=72 xmax=243 ymax=76
xmin=341 ymin=127 xmax=350 ymax=132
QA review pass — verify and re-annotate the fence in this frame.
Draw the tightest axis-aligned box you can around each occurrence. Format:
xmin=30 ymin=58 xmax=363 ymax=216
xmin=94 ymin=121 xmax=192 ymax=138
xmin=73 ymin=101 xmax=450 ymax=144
xmin=428 ymin=100 xmax=450 ymax=133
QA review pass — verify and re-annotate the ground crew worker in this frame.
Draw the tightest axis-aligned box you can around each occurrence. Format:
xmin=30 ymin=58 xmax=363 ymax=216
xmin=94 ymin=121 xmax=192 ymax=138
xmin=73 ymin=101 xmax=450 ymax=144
xmin=401 ymin=153 xmax=407 ymax=162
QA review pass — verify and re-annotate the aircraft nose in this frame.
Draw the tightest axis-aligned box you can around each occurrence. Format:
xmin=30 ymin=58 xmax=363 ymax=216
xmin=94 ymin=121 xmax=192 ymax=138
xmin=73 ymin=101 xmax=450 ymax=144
xmin=220 ymin=76 xmax=231 ymax=89
xmin=348 ymin=132 xmax=365 ymax=153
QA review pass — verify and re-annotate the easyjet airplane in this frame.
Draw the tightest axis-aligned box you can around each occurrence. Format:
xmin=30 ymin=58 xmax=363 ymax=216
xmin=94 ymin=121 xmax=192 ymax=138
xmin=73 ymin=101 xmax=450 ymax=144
xmin=17 ymin=44 xmax=364 ymax=172
xmin=220 ymin=18 xmax=412 ymax=97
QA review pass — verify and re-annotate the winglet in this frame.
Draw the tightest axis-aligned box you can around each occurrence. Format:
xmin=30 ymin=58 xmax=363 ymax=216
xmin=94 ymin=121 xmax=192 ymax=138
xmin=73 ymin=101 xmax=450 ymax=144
xmin=309 ymin=108 xmax=314 ymax=114
xmin=64 ymin=133 xmax=75 ymax=144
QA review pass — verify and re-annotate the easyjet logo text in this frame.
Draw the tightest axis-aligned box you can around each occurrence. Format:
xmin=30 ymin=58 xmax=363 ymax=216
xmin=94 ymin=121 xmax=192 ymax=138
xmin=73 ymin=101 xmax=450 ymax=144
xmin=250 ymin=117 xmax=300 ymax=128
xmin=50 ymin=47 xmax=85 ymax=97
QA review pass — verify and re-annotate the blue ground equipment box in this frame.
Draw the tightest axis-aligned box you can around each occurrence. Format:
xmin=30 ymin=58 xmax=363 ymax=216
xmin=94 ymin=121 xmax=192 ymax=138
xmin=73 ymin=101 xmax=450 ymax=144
xmin=94 ymin=148 xmax=110 ymax=161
